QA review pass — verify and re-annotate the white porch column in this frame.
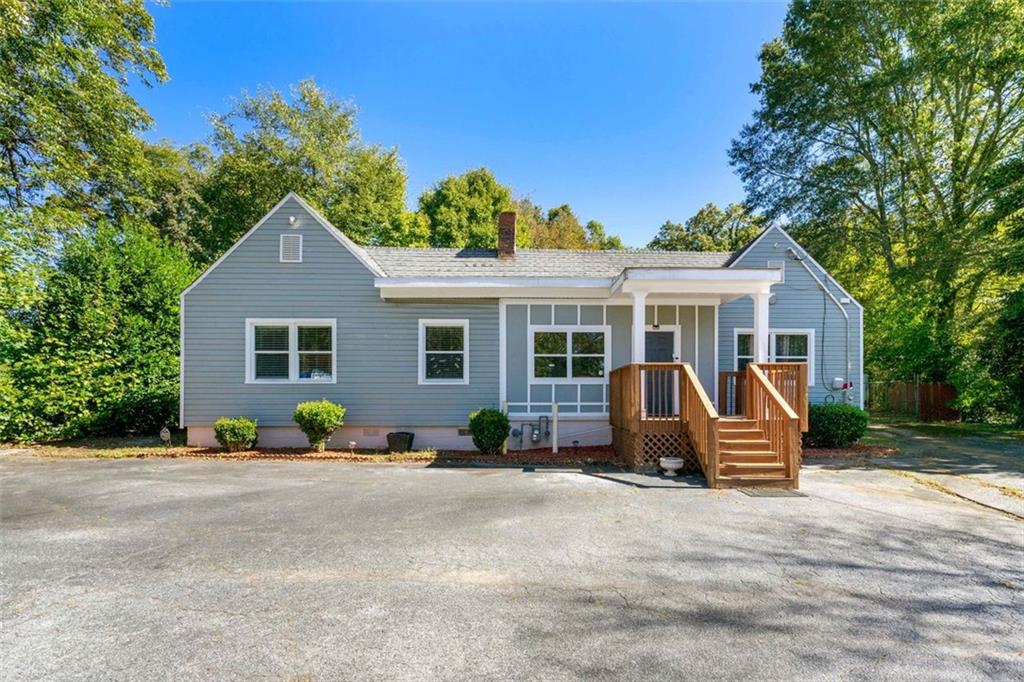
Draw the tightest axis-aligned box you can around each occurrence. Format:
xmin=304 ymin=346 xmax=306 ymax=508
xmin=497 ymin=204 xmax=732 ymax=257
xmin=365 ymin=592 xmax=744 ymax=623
xmin=752 ymin=291 xmax=771 ymax=363
xmin=631 ymin=291 xmax=647 ymax=363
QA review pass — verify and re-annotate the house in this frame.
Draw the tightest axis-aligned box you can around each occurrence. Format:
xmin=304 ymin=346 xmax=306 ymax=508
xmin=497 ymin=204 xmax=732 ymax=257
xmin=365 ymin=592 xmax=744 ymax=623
xmin=180 ymin=193 xmax=863 ymax=487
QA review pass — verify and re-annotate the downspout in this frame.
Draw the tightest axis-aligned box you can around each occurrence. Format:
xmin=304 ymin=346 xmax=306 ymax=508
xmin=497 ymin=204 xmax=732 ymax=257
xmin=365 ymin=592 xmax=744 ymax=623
xmin=786 ymin=248 xmax=851 ymax=401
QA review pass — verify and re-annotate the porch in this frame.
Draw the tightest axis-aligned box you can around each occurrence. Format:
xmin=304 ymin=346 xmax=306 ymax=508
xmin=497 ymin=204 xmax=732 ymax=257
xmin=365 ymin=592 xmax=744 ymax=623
xmin=609 ymin=362 xmax=807 ymax=488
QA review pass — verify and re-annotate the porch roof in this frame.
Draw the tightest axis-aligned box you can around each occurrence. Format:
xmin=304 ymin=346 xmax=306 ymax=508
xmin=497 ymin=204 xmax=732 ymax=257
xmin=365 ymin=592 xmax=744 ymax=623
xmin=374 ymin=263 xmax=782 ymax=300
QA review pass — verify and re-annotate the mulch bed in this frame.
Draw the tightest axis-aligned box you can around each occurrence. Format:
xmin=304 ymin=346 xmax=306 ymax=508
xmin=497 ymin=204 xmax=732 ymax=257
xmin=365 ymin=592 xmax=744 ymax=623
xmin=90 ymin=444 xmax=626 ymax=467
xmin=803 ymin=444 xmax=899 ymax=459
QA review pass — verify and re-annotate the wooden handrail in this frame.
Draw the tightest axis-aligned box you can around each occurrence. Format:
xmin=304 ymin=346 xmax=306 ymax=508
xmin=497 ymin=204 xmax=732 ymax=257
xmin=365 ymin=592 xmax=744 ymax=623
xmin=680 ymin=363 xmax=719 ymax=488
xmin=717 ymin=371 xmax=746 ymax=416
xmin=609 ymin=362 xmax=719 ymax=486
xmin=747 ymin=363 xmax=801 ymax=487
xmin=754 ymin=362 xmax=808 ymax=431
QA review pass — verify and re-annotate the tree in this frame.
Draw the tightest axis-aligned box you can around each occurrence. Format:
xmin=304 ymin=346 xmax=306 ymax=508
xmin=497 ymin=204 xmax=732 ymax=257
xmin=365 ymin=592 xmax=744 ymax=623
xmin=730 ymin=0 xmax=1024 ymax=386
xmin=0 ymin=0 xmax=166 ymax=226
xmin=648 ymin=203 xmax=764 ymax=251
xmin=200 ymin=80 xmax=416 ymax=258
xmin=982 ymin=289 xmax=1024 ymax=424
xmin=530 ymin=204 xmax=588 ymax=249
xmin=585 ymin=220 xmax=625 ymax=250
xmin=417 ymin=168 xmax=514 ymax=248
xmin=0 ymin=223 xmax=197 ymax=441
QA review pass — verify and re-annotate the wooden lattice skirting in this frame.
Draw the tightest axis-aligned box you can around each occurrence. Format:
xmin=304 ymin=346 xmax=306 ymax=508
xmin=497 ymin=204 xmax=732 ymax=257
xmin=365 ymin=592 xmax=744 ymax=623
xmin=612 ymin=427 xmax=700 ymax=473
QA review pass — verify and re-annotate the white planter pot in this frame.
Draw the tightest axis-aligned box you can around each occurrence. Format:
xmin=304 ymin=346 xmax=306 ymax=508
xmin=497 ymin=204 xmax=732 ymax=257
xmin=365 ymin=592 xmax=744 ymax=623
xmin=659 ymin=456 xmax=685 ymax=477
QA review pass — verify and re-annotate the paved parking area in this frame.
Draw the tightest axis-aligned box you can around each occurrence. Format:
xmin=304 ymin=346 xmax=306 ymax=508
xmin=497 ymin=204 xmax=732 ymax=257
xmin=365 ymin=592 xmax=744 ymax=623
xmin=2 ymin=453 xmax=1022 ymax=681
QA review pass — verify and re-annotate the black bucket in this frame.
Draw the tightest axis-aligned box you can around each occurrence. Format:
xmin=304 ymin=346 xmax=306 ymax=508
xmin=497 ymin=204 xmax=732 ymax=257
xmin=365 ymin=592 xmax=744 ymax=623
xmin=386 ymin=431 xmax=415 ymax=453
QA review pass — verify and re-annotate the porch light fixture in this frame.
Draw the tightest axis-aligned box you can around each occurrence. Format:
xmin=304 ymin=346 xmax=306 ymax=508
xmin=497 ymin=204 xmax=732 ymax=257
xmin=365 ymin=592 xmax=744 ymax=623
xmin=288 ymin=215 xmax=297 ymax=227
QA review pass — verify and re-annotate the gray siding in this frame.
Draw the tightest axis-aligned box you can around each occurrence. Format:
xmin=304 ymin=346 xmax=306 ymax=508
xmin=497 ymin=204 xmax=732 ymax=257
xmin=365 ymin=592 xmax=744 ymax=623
xmin=718 ymin=226 xmax=864 ymax=407
xmin=182 ymin=198 xmax=499 ymax=426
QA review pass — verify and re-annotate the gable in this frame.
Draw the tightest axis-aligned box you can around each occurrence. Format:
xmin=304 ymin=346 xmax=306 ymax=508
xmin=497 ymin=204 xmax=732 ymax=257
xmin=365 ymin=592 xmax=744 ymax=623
xmin=181 ymin=192 xmax=383 ymax=299
xmin=729 ymin=226 xmax=862 ymax=310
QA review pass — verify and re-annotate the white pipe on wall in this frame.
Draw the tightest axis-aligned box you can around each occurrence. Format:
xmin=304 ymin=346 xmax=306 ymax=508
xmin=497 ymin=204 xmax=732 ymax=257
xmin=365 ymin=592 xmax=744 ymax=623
xmin=551 ymin=402 xmax=559 ymax=453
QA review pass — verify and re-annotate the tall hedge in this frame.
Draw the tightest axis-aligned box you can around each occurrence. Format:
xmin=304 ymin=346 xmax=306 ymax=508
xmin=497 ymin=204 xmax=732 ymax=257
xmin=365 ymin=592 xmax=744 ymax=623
xmin=0 ymin=223 xmax=196 ymax=441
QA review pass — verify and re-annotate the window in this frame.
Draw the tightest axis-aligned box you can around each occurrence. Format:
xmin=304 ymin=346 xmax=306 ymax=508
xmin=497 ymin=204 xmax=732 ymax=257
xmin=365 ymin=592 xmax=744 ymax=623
xmin=419 ymin=320 xmax=469 ymax=385
xmin=734 ymin=329 xmax=814 ymax=385
xmin=530 ymin=327 xmax=607 ymax=382
xmin=246 ymin=319 xmax=335 ymax=383
xmin=279 ymin=234 xmax=302 ymax=263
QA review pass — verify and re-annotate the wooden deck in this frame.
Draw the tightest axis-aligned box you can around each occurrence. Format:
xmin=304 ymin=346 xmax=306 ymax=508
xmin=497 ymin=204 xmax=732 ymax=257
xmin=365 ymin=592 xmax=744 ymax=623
xmin=609 ymin=362 xmax=808 ymax=489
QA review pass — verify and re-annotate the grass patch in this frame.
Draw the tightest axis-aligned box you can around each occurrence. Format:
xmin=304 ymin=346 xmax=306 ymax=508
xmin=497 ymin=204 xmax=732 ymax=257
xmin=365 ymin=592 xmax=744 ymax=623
xmin=872 ymin=418 xmax=1024 ymax=440
xmin=25 ymin=434 xmax=193 ymax=459
xmin=859 ymin=427 xmax=901 ymax=449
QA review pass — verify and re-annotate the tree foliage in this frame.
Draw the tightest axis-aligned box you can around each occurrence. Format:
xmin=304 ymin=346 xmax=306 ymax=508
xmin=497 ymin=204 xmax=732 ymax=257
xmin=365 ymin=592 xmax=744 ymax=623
xmin=417 ymin=167 xmax=514 ymax=248
xmin=0 ymin=0 xmax=166 ymax=225
xmin=0 ymin=224 xmax=196 ymax=440
xmin=199 ymin=80 xmax=421 ymax=257
xmin=730 ymin=0 xmax=1024 ymax=417
xmin=648 ymin=203 xmax=764 ymax=252
xmin=417 ymin=170 xmax=625 ymax=250
xmin=585 ymin=220 xmax=625 ymax=251
xmin=982 ymin=289 xmax=1024 ymax=424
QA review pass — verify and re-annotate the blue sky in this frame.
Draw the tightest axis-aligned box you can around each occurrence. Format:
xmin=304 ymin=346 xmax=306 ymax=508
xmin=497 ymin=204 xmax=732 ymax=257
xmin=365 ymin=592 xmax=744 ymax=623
xmin=135 ymin=2 xmax=788 ymax=247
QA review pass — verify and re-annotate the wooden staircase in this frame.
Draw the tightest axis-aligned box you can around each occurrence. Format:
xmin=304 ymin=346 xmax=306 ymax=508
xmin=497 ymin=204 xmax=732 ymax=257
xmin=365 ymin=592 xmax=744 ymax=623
xmin=609 ymin=361 xmax=806 ymax=490
xmin=716 ymin=417 xmax=792 ymax=488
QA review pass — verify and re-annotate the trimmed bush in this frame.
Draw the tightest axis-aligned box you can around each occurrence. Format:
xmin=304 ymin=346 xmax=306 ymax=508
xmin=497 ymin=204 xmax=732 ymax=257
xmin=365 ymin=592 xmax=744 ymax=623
xmin=293 ymin=400 xmax=346 ymax=452
xmin=468 ymin=408 xmax=510 ymax=455
xmin=803 ymin=403 xmax=869 ymax=448
xmin=214 ymin=417 xmax=258 ymax=451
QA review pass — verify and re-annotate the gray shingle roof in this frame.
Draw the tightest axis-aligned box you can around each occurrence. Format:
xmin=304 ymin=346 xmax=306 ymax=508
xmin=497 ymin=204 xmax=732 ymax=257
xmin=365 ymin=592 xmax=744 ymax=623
xmin=364 ymin=247 xmax=734 ymax=278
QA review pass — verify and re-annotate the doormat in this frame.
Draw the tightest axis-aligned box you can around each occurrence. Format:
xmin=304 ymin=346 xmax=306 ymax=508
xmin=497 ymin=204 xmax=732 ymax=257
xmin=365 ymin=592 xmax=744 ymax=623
xmin=737 ymin=488 xmax=807 ymax=498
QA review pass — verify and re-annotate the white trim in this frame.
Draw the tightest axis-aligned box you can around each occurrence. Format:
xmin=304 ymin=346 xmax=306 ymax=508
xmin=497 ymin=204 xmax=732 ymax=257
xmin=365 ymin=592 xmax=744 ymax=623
xmin=182 ymin=192 xmax=384 ymax=300
xmin=505 ymin=409 xmax=606 ymax=419
xmin=694 ymin=307 xmax=700 ymax=370
xmin=418 ymin=319 xmax=470 ymax=385
xmin=713 ymin=303 xmax=720 ymax=408
xmin=279 ymin=234 xmax=302 ymax=263
xmin=729 ymin=225 xmax=863 ymax=311
xmin=528 ymin=325 xmax=611 ymax=384
xmin=499 ymin=301 xmax=507 ymax=405
xmin=630 ymin=292 xmax=646 ymax=363
xmin=734 ymin=327 xmax=816 ymax=386
xmin=178 ymin=291 xmax=185 ymax=427
xmin=377 ymin=276 xmax=612 ymax=289
xmin=245 ymin=318 xmax=337 ymax=384
xmin=859 ymin=311 xmax=865 ymax=409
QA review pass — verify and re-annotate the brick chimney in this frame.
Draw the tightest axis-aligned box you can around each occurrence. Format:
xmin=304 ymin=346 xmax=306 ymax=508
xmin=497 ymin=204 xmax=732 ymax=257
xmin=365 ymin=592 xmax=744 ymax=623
xmin=497 ymin=211 xmax=517 ymax=259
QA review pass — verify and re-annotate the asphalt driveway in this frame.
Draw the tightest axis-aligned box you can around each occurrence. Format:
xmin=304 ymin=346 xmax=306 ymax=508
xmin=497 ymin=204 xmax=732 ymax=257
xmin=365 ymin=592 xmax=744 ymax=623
xmin=1 ymin=451 xmax=1022 ymax=681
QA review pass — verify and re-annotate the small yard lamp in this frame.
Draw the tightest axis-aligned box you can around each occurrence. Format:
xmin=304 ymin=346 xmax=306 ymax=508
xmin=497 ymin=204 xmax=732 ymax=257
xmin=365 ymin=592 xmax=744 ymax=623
xmin=160 ymin=426 xmax=171 ymax=447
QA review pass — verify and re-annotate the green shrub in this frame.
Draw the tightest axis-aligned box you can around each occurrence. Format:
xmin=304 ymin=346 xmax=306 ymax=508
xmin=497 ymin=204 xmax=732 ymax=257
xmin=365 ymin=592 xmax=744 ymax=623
xmin=85 ymin=384 xmax=179 ymax=437
xmin=214 ymin=417 xmax=258 ymax=451
xmin=468 ymin=408 xmax=510 ymax=455
xmin=803 ymin=403 xmax=869 ymax=448
xmin=293 ymin=400 xmax=346 ymax=451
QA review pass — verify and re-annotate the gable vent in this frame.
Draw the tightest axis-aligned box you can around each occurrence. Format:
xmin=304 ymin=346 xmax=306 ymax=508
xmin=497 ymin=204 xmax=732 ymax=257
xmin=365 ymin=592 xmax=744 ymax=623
xmin=280 ymin=234 xmax=302 ymax=263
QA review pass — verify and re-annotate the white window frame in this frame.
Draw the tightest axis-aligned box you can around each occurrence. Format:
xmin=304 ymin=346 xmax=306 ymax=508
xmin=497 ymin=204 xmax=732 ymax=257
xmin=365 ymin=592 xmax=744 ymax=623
xmin=528 ymin=325 xmax=611 ymax=384
xmin=245 ymin=318 xmax=336 ymax=384
xmin=418 ymin=319 xmax=470 ymax=385
xmin=734 ymin=327 xmax=815 ymax=386
xmin=279 ymin=234 xmax=303 ymax=263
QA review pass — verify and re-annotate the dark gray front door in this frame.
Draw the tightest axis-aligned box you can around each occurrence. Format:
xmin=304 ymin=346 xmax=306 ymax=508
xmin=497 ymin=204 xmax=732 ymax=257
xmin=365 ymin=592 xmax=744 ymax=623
xmin=645 ymin=331 xmax=675 ymax=416
xmin=645 ymin=331 xmax=675 ymax=362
